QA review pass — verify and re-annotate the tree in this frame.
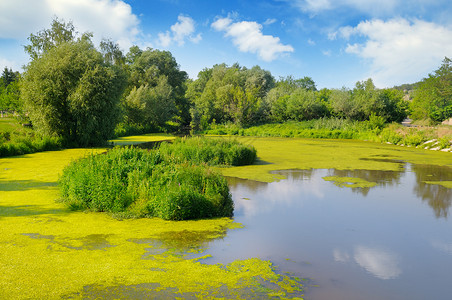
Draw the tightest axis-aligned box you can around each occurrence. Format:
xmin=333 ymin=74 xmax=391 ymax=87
xmin=124 ymin=76 xmax=175 ymax=128
xmin=286 ymin=88 xmax=328 ymax=121
xmin=411 ymin=57 xmax=452 ymax=122
xmin=187 ymin=63 xmax=275 ymax=128
xmin=21 ymin=35 xmax=126 ymax=146
xmin=100 ymin=39 xmax=125 ymax=66
xmin=123 ymin=47 xmax=189 ymax=126
xmin=24 ymin=17 xmax=92 ymax=60
xmin=1 ymin=67 xmax=19 ymax=88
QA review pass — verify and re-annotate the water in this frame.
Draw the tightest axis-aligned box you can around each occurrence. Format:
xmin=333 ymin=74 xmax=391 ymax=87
xmin=203 ymin=163 xmax=452 ymax=300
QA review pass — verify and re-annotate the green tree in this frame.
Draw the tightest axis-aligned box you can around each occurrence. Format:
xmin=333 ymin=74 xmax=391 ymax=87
xmin=1 ymin=67 xmax=19 ymax=88
xmin=411 ymin=57 xmax=452 ymax=122
xmin=24 ymin=17 xmax=92 ymax=60
xmin=123 ymin=47 xmax=189 ymax=126
xmin=188 ymin=63 xmax=274 ymax=128
xmin=124 ymin=76 xmax=175 ymax=128
xmin=286 ymin=88 xmax=327 ymax=121
xmin=21 ymin=36 xmax=126 ymax=146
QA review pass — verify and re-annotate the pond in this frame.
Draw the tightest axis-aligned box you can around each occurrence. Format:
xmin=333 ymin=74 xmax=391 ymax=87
xmin=204 ymin=161 xmax=452 ymax=300
xmin=1 ymin=136 xmax=452 ymax=299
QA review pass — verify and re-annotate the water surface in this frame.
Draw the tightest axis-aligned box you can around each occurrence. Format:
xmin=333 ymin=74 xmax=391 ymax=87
xmin=204 ymin=162 xmax=452 ymax=300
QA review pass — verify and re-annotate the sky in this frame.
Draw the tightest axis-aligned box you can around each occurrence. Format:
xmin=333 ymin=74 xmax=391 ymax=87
xmin=1 ymin=0 xmax=452 ymax=89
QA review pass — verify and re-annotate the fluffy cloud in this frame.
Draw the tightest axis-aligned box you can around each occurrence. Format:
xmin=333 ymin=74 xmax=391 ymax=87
xmin=211 ymin=17 xmax=294 ymax=61
xmin=158 ymin=15 xmax=202 ymax=47
xmin=340 ymin=18 xmax=452 ymax=87
xmin=0 ymin=0 xmax=140 ymax=50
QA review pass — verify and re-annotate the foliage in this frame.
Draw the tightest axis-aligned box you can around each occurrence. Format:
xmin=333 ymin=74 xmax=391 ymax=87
xmin=411 ymin=57 xmax=452 ymax=122
xmin=123 ymin=46 xmax=189 ymax=126
xmin=0 ymin=67 xmax=22 ymax=113
xmin=24 ymin=17 xmax=92 ymax=60
xmin=21 ymin=23 xmax=126 ymax=147
xmin=124 ymin=76 xmax=176 ymax=128
xmin=0 ymin=129 xmax=63 ymax=157
xmin=158 ymin=136 xmax=257 ymax=166
xmin=59 ymin=143 xmax=240 ymax=220
xmin=188 ymin=64 xmax=275 ymax=128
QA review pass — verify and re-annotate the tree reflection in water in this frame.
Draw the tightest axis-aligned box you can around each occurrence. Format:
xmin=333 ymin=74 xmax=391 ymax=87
xmin=411 ymin=164 xmax=452 ymax=218
xmin=230 ymin=163 xmax=452 ymax=219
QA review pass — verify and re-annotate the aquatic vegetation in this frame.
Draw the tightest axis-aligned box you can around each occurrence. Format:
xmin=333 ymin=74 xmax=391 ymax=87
xmin=109 ymin=133 xmax=175 ymax=146
xmin=322 ymin=176 xmax=377 ymax=189
xmin=159 ymin=136 xmax=257 ymax=166
xmin=0 ymin=146 xmax=304 ymax=299
xmin=59 ymin=146 xmax=233 ymax=220
xmin=219 ymin=136 xmax=452 ymax=182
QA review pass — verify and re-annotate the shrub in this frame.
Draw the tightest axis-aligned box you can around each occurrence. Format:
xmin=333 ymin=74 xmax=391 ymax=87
xmin=59 ymin=137 xmax=255 ymax=220
xmin=158 ymin=136 xmax=257 ymax=166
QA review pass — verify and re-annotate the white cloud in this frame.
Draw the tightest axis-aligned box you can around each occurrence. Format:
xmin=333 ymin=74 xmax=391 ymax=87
xmin=0 ymin=0 xmax=140 ymax=50
xmin=158 ymin=14 xmax=201 ymax=47
xmin=341 ymin=18 xmax=452 ymax=87
xmin=307 ymin=38 xmax=316 ymax=45
xmin=211 ymin=17 xmax=294 ymax=61
xmin=354 ymin=246 xmax=401 ymax=280
xmin=264 ymin=18 xmax=277 ymax=25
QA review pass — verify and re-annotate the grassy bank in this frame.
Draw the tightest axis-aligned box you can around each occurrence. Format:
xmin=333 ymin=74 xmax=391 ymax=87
xmin=203 ymin=118 xmax=452 ymax=150
xmin=0 ymin=117 xmax=63 ymax=157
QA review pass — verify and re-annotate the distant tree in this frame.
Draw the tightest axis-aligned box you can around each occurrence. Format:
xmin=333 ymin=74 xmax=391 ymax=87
xmin=123 ymin=47 xmax=189 ymax=126
xmin=21 ymin=24 xmax=126 ymax=146
xmin=1 ymin=67 xmax=19 ymax=88
xmin=187 ymin=63 xmax=275 ymax=128
xmin=411 ymin=57 xmax=452 ymax=122
xmin=124 ymin=76 xmax=175 ymax=128
xmin=296 ymin=76 xmax=317 ymax=91
xmin=100 ymin=39 xmax=125 ymax=66
xmin=286 ymin=88 xmax=327 ymax=120
xmin=376 ymin=89 xmax=408 ymax=123
xmin=0 ymin=68 xmax=21 ymax=113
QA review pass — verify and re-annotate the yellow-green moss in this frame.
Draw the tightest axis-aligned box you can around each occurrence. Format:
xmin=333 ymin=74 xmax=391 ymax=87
xmin=0 ymin=147 xmax=303 ymax=299
xmin=110 ymin=133 xmax=175 ymax=146
xmin=425 ymin=181 xmax=452 ymax=188
xmin=219 ymin=137 xmax=452 ymax=182
xmin=322 ymin=176 xmax=377 ymax=189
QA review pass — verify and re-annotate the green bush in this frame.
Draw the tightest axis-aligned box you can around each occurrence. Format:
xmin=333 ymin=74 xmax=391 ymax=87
xmin=0 ymin=134 xmax=63 ymax=157
xmin=59 ymin=138 xmax=252 ymax=220
xmin=158 ymin=136 xmax=257 ymax=166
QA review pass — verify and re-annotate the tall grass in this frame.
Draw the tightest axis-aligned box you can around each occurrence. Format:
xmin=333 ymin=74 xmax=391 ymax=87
xmin=0 ymin=130 xmax=63 ymax=157
xmin=158 ymin=136 xmax=257 ymax=166
xmin=59 ymin=137 xmax=256 ymax=220
xmin=203 ymin=119 xmax=452 ymax=149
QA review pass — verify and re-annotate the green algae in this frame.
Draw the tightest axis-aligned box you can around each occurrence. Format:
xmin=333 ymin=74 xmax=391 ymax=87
xmin=425 ymin=181 xmax=452 ymax=188
xmin=322 ymin=176 xmax=377 ymax=189
xmin=109 ymin=133 xmax=175 ymax=146
xmin=0 ymin=146 xmax=303 ymax=299
xmin=4 ymin=136 xmax=451 ymax=299
xmin=219 ymin=137 xmax=452 ymax=182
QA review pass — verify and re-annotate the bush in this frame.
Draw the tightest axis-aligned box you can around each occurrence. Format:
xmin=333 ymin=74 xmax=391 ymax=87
xmin=0 ymin=133 xmax=63 ymax=157
xmin=59 ymin=137 xmax=256 ymax=220
xmin=158 ymin=136 xmax=257 ymax=166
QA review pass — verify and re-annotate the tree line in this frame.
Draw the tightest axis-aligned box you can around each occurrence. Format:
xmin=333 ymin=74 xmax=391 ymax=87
xmin=2 ymin=18 xmax=451 ymax=147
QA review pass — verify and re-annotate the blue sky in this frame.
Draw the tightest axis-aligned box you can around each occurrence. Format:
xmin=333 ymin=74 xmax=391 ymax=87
xmin=1 ymin=0 xmax=451 ymax=89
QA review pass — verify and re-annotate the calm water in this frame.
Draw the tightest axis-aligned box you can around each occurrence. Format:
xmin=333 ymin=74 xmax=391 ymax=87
xmin=203 ymin=162 xmax=452 ymax=300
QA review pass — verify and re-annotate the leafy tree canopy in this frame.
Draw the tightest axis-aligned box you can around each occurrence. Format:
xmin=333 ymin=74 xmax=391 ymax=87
xmin=411 ymin=57 xmax=452 ymax=122
xmin=21 ymin=19 xmax=126 ymax=146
